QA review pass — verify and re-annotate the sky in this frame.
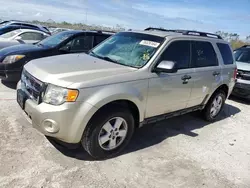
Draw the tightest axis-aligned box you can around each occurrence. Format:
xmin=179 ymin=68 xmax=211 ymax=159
xmin=0 ymin=0 xmax=249 ymax=38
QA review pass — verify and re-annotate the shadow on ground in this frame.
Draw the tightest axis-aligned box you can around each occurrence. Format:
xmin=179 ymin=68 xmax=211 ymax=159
xmin=47 ymin=103 xmax=241 ymax=161
xmin=1 ymin=80 xmax=17 ymax=90
xmin=229 ymin=95 xmax=250 ymax=105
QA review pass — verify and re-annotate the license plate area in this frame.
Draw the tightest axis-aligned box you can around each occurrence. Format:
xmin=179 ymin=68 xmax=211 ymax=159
xmin=17 ymin=89 xmax=28 ymax=109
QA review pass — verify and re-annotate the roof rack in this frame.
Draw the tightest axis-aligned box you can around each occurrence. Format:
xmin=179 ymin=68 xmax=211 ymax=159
xmin=144 ymin=27 xmax=223 ymax=39
xmin=83 ymin=29 xmax=116 ymax=34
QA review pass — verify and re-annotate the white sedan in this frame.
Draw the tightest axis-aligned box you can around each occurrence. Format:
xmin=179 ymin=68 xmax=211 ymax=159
xmin=0 ymin=29 xmax=50 ymax=49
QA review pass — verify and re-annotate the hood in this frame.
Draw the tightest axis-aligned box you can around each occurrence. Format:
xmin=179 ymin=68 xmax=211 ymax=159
xmin=0 ymin=40 xmax=20 ymax=51
xmin=236 ymin=61 xmax=250 ymax=71
xmin=0 ymin=44 xmax=47 ymax=57
xmin=24 ymin=53 xmax=137 ymax=88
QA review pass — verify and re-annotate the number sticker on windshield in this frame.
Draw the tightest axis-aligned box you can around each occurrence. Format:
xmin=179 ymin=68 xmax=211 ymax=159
xmin=139 ymin=40 xmax=160 ymax=48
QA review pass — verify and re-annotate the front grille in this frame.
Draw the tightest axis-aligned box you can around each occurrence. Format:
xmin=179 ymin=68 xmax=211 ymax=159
xmin=237 ymin=69 xmax=250 ymax=81
xmin=21 ymin=69 xmax=44 ymax=103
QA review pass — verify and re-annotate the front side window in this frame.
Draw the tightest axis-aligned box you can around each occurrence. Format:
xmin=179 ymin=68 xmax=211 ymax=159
xmin=90 ymin=32 xmax=164 ymax=68
xmin=234 ymin=49 xmax=250 ymax=63
xmin=160 ymin=40 xmax=191 ymax=69
xmin=191 ymin=41 xmax=218 ymax=68
xmin=70 ymin=35 xmax=93 ymax=52
xmin=37 ymin=31 xmax=74 ymax=48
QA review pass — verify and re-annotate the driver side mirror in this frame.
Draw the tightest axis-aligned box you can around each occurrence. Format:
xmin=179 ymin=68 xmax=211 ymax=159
xmin=15 ymin=36 xmax=22 ymax=40
xmin=59 ymin=45 xmax=71 ymax=53
xmin=153 ymin=60 xmax=178 ymax=73
xmin=15 ymin=36 xmax=25 ymax=44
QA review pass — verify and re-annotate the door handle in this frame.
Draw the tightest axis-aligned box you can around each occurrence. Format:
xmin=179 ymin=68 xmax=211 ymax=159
xmin=181 ymin=75 xmax=192 ymax=80
xmin=213 ymin=71 xmax=220 ymax=76
xmin=181 ymin=75 xmax=191 ymax=84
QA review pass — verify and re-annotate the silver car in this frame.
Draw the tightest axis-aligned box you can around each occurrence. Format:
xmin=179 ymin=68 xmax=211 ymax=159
xmin=232 ymin=45 xmax=250 ymax=99
xmin=0 ymin=29 xmax=49 ymax=49
xmin=17 ymin=28 xmax=237 ymax=159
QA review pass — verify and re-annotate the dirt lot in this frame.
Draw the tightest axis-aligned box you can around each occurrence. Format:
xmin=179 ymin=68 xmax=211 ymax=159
xmin=0 ymin=81 xmax=250 ymax=188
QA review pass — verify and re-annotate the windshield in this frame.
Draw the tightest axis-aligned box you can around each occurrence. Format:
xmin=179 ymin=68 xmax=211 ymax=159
xmin=90 ymin=32 xmax=164 ymax=68
xmin=0 ymin=30 xmax=20 ymax=39
xmin=234 ymin=49 xmax=250 ymax=63
xmin=37 ymin=31 xmax=74 ymax=48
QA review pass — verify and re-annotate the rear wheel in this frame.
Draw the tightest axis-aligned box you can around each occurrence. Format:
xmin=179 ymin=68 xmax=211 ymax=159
xmin=203 ymin=90 xmax=226 ymax=122
xmin=82 ymin=105 xmax=134 ymax=159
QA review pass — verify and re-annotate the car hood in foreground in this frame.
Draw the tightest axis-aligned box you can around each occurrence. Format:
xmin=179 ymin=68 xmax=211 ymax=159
xmin=236 ymin=61 xmax=250 ymax=71
xmin=24 ymin=53 xmax=138 ymax=88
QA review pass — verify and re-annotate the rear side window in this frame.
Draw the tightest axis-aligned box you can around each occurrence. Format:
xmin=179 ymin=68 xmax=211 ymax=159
xmin=217 ymin=43 xmax=234 ymax=65
xmin=191 ymin=41 xmax=218 ymax=68
xmin=160 ymin=40 xmax=191 ymax=69
xmin=94 ymin=35 xmax=110 ymax=46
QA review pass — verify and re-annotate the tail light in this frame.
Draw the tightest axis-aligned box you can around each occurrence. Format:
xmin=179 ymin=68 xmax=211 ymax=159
xmin=233 ymin=68 xmax=237 ymax=80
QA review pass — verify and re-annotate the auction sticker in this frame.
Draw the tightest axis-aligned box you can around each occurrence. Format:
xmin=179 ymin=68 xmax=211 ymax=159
xmin=139 ymin=40 xmax=160 ymax=48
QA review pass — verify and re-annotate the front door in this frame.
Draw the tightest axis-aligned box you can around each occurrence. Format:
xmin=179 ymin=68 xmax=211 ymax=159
xmin=146 ymin=40 xmax=194 ymax=118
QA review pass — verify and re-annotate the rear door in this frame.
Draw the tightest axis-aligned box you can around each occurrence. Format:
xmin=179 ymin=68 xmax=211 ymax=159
xmin=186 ymin=40 xmax=221 ymax=108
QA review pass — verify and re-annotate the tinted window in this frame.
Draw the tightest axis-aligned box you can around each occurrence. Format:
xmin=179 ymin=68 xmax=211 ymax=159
xmin=234 ymin=49 xmax=250 ymax=63
xmin=217 ymin=43 xmax=234 ymax=65
xmin=95 ymin=35 xmax=109 ymax=46
xmin=69 ymin=35 xmax=93 ymax=52
xmin=191 ymin=41 xmax=217 ymax=68
xmin=19 ymin=32 xmax=44 ymax=40
xmin=160 ymin=41 xmax=191 ymax=69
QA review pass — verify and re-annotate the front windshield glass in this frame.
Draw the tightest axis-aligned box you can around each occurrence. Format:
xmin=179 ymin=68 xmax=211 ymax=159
xmin=0 ymin=30 xmax=20 ymax=39
xmin=37 ymin=31 xmax=74 ymax=48
xmin=234 ymin=49 xmax=250 ymax=63
xmin=90 ymin=32 xmax=164 ymax=68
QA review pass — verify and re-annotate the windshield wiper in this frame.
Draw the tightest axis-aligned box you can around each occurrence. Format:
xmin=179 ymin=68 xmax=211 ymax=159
xmin=101 ymin=56 xmax=120 ymax=64
xmin=89 ymin=52 xmax=120 ymax=64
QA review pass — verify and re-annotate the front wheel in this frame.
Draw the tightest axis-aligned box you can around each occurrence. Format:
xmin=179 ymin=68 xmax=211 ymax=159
xmin=82 ymin=105 xmax=135 ymax=160
xmin=202 ymin=90 xmax=226 ymax=122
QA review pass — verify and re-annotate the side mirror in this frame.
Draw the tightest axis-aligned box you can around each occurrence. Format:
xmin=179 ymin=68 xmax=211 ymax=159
xmin=59 ymin=45 xmax=71 ymax=53
xmin=154 ymin=60 xmax=177 ymax=73
xmin=15 ymin=36 xmax=22 ymax=40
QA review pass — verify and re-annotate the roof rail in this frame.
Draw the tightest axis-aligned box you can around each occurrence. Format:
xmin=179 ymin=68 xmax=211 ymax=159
xmin=86 ymin=29 xmax=116 ymax=34
xmin=144 ymin=27 xmax=223 ymax=39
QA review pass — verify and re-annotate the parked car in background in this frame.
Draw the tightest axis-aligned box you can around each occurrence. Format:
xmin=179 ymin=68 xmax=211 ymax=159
xmin=16 ymin=28 xmax=236 ymax=159
xmin=0 ymin=30 xmax=114 ymax=82
xmin=232 ymin=45 xmax=250 ymax=99
xmin=0 ymin=29 xmax=49 ymax=49
xmin=0 ymin=22 xmax=51 ymax=35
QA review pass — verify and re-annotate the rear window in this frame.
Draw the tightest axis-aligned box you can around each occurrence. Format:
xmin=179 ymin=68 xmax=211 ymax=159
xmin=217 ymin=43 xmax=234 ymax=65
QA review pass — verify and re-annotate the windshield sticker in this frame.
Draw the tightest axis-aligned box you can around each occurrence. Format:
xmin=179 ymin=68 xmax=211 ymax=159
xmin=139 ymin=40 xmax=160 ymax=48
xmin=142 ymin=51 xmax=151 ymax=61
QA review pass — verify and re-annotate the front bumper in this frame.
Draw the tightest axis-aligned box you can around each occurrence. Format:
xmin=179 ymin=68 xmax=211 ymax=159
xmin=232 ymin=79 xmax=250 ymax=99
xmin=17 ymin=83 xmax=98 ymax=143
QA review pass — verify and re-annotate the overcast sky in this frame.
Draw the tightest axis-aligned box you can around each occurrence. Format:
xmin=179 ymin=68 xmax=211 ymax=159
xmin=0 ymin=0 xmax=249 ymax=37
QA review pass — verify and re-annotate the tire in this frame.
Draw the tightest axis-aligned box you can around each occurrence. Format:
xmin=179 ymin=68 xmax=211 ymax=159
xmin=202 ymin=90 xmax=226 ymax=122
xmin=81 ymin=105 xmax=135 ymax=160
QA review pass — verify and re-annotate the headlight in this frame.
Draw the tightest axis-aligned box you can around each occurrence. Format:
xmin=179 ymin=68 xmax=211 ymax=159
xmin=43 ymin=84 xmax=79 ymax=105
xmin=2 ymin=55 xmax=25 ymax=64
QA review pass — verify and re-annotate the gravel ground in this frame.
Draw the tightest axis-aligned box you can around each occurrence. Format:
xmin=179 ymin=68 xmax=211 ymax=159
xmin=0 ymin=81 xmax=250 ymax=188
